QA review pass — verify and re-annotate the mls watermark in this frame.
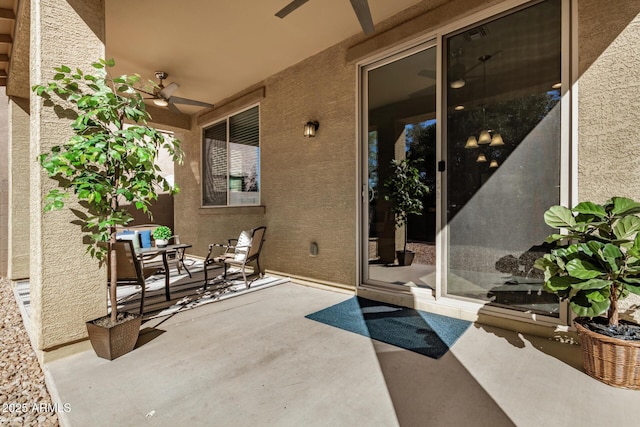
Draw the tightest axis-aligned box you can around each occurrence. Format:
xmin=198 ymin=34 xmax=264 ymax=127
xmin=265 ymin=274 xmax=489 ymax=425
xmin=2 ymin=402 xmax=71 ymax=414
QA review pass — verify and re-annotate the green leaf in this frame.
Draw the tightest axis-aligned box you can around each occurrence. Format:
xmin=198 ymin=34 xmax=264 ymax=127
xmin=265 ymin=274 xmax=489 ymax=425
xmin=544 ymin=205 xmax=576 ymax=229
xmin=569 ymin=292 xmax=610 ymax=317
xmin=565 ymin=258 xmax=603 ymax=279
xmin=572 ymin=201 xmax=606 ymax=218
xmin=569 ymin=278 xmax=612 ymax=290
xmin=624 ymin=283 xmax=640 ymax=296
xmin=612 ymin=215 xmax=640 ymax=240
xmin=611 ymin=197 xmax=640 ymax=216
xmin=601 ymin=243 xmax=623 ymax=272
xmin=545 ymin=275 xmax=580 ymax=292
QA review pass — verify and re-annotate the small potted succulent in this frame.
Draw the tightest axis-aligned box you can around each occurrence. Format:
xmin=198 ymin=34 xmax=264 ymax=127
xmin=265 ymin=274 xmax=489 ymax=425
xmin=534 ymin=197 xmax=640 ymax=389
xmin=383 ymin=158 xmax=429 ymax=266
xmin=153 ymin=225 xmax=172 ymax=248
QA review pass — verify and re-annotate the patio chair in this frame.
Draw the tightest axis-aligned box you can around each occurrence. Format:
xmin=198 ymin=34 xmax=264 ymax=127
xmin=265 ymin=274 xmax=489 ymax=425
xmin=108 ymin=240 xmax=158 ymax=315
xmin=203 ymin=226 xmax=267 ymax=289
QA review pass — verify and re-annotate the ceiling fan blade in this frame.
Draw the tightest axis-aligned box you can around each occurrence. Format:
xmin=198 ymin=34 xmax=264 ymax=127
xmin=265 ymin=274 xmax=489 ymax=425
xmin=134 ymin=87 xmax=156 ymax=97
xmin=169 ymin=96 xmax=214 ymax=108
xmin=168 ymin=102 xmax=182 ymax=114
xmin=275 ymin=0 xmax=310 ymax=18
xmin=159 ymin=82 xmax=180 ymax=99
xmin=349 ymin=0 xmax=375 ymax=35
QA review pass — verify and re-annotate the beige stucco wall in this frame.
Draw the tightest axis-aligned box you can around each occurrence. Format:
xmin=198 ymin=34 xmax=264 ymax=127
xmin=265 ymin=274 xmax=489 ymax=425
xmin=577 ymin=1 xmax=640 ymax=202
xmin=0 ymin=88 xmax=7 ymax=277
xmin=29 ymin=0 xmax=106 ymax=351
xmin=7 ymin=96 xmax=30 ymax=280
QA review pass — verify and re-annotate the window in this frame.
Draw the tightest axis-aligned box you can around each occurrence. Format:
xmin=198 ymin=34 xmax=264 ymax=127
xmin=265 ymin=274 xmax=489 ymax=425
xmin=202 ymin=105 xmax=260 ymax=206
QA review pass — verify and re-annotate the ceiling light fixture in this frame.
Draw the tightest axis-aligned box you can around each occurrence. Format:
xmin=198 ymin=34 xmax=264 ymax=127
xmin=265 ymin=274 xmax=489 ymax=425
xmin=153 ymin=98 xmax=169 ymax=107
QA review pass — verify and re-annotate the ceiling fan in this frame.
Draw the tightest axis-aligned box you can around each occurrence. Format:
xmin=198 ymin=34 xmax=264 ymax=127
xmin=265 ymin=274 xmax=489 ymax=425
xmin=275 ymin=0 xmax=375 ymax=35
xmin=138 ymin=71 xmax=213 ymax=114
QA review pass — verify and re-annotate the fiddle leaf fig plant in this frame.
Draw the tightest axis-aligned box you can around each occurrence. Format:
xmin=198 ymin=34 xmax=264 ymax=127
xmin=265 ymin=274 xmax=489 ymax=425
xmin=384 ymin=158 xmax=429 ymax=254
xmin=534 ymin=197 xmax=640 ymax=327
xmin=33 ymin=58 xmax=184 ymax=323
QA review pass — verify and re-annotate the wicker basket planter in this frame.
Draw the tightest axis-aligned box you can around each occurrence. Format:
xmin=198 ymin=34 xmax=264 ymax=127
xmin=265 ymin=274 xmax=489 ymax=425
xmin=574 ymin=317 xmax=640 ymax=390
xmin=86 ymin=314 xmax=142 ymax=360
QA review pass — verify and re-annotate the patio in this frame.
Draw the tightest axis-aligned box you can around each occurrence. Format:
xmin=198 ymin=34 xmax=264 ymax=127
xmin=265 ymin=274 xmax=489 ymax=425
xmin=35 ymin=280 xmax=637 ymax=427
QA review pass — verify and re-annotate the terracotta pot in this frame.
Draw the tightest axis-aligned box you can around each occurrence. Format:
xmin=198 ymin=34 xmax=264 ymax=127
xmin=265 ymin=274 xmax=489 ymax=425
xmin=86 ymin=314 xmax=141 ymax=360
xmin=574 ymin=317 xmax=640 ymax=390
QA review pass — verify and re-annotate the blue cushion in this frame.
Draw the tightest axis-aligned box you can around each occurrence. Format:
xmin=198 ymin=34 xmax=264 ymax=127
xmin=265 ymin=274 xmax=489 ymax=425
xmin=116 ymin=230 xmax=134 ymax=238
xmin=139 ymin=230 xmax=152 ymax=248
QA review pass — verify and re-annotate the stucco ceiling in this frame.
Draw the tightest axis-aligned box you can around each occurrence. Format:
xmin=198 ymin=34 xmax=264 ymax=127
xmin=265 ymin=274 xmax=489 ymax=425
xmin=106 ymin=0 xmax=425 ymax=114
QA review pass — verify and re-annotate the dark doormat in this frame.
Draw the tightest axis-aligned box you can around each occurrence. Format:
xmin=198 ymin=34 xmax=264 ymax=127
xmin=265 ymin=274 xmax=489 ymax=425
xmin=306 ymin=297 xmax=471 ymax=359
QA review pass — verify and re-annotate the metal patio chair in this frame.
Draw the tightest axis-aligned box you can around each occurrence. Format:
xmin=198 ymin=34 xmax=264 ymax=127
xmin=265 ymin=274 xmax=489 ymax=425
xmin=203 ymin=226 xmax=267 ymax=289
xmin=108 ymin=240 xmax=158 ymax=315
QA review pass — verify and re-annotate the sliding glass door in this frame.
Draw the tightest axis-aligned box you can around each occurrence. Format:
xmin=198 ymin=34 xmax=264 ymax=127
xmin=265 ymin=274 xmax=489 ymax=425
xmin=444 ymin=0 xmax=563 ymax=316
xmin=361 ymin=0 xmax=565 ymax=319
xmin=364 ymin=44 xmax=438 ymax=289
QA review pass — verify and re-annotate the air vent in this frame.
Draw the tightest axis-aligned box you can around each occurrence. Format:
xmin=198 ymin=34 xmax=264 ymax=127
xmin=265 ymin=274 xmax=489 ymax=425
xmin=464 ymin=26 xmax=487 ymax=41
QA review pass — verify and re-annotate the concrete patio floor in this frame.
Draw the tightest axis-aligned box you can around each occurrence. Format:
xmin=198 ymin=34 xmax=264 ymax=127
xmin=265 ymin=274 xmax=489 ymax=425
xmin=43 ymin=282 xmax=638 ymax=427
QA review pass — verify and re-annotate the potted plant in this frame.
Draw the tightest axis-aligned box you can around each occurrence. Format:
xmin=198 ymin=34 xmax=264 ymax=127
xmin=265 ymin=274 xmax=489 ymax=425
xmin=153 ymin=225 xmax=172 ymax=248
xmin=534 ymin=197 xmax=640 ymax=389
xmin=383 ymin=158 xmax=429 ymax=266
xmin=33 ymin=58 xmax=183 ymax=359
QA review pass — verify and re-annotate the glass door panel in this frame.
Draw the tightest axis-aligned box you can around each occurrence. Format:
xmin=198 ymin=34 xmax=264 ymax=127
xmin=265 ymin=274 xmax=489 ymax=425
xmin=366 ymin=45 xmax=437 ymax=289
xmin=445 ymin=0 xmax=562 ymax=316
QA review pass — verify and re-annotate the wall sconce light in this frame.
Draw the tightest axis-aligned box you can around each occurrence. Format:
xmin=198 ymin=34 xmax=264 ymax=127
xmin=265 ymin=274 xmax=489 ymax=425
xmin=304 ymin=121 xmax=319 ymax=138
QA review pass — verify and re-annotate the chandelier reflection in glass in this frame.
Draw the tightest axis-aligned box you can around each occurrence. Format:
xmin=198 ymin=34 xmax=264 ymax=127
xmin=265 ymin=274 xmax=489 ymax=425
xmin=462 ymin=54 xmax=505 ymax=163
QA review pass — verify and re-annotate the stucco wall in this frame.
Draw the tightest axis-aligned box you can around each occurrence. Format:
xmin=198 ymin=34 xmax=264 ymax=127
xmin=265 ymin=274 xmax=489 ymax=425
xmin=174 ymin=43 xmax=359 ymax=286
xmin=174 ymin=34 xmax=363 ymax=287
xmin=29 ymin=0 xmax=106 ymax=351
xmin=0 ymin=88 xmax=7 ymax=277
xmin=577 ymin=1 xmax=640 ymax=202
xmin=260 ymin=45 xmax=358 ymax=286
xmin=7 ymin=96 xmax=30 ymax=280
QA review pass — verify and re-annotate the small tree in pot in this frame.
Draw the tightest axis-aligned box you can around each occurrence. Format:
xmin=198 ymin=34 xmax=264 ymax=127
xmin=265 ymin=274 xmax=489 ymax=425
xmin=34 ymin=59 xmax=183 ymax=358
xmin=383 ymin=158 xmax=429 ymax=266
xmin=534 ymin=197 xmax=640 ymax=388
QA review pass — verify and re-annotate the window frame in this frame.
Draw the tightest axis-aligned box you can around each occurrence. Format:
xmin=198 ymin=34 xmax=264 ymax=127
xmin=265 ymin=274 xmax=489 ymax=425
xmin=200 ymin=103 xmax=261 ymax=208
